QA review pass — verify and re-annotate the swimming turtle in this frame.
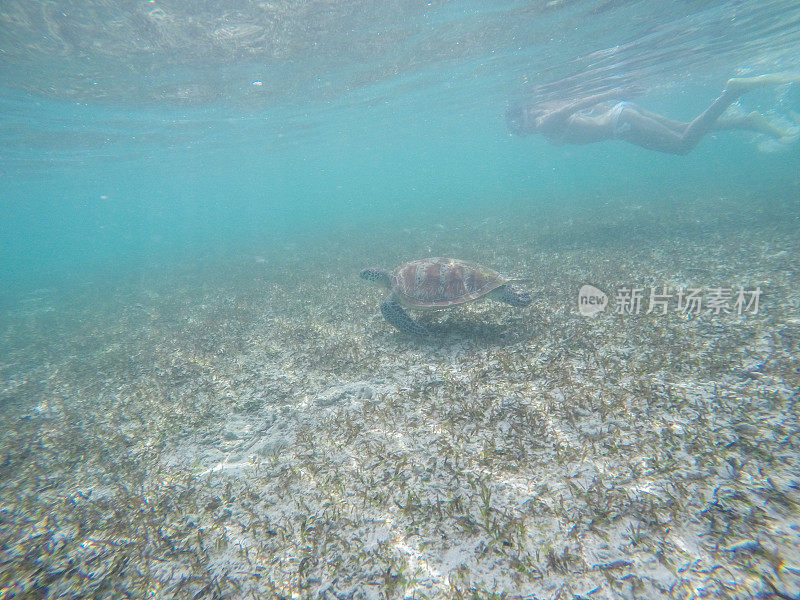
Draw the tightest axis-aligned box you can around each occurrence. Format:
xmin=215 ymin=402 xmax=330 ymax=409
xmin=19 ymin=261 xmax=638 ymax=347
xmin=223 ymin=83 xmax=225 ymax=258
xmin=360 ymin=257 xmax=532 ymax=336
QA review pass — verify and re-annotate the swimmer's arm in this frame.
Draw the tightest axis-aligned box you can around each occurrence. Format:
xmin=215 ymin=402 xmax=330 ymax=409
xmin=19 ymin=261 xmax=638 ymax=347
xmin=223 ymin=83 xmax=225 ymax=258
xmin=555 ymin=88 xmax=629 ymax=116
xmin=536 ymin=88 xmax=630 ymax=124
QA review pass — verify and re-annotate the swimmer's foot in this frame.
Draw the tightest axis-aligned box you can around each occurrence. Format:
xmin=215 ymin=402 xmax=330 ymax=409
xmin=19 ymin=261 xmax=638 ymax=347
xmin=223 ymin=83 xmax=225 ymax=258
xmin=744 ymin=111 xmax=794 ymax=138
xmin=780 ymin=123 xmax=800 ymax=144
xmin=757 ymin=122 xmax=800 ymax=153
xmin=726 ymin=73 xmax=800 ymax=94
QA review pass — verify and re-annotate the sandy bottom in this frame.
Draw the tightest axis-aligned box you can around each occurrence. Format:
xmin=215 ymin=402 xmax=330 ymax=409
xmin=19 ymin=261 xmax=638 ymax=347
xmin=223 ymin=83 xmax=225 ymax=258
xmin=1 ymin=194 xmax=799 ymax=599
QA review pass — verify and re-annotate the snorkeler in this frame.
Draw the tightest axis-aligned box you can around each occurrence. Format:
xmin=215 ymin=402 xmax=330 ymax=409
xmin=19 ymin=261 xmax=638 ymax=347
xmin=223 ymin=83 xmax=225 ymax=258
xmin=506 ymin=73 xmax=800 ymax=154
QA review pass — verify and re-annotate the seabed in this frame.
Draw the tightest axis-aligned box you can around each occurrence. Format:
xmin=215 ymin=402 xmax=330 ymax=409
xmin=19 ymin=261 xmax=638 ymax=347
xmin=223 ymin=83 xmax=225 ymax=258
xmin=1 ymin=193 xmax=798 ymax=600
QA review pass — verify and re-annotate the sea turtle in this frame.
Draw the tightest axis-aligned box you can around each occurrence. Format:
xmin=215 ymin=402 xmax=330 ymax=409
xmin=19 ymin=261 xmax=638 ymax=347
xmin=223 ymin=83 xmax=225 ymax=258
xmin=360 ymin=257 xmax=532 ymax=336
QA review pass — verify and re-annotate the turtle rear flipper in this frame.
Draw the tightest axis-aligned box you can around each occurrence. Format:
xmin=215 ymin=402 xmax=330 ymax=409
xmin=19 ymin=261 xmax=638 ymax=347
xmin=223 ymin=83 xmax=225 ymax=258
xmin=381 ymin=295 xmax=429 ymax=336
xmin=491 ymin=284 xmax=532 ymax=307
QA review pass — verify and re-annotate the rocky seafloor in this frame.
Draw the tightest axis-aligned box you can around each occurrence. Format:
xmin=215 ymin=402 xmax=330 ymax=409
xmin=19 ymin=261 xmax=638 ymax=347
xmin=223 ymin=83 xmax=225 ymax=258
xmin=1 ymin=193 xmax=798 ymax=600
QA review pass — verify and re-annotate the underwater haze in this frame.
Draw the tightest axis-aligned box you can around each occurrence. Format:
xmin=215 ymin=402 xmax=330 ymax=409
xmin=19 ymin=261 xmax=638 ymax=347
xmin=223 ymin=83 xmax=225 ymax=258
xmin=1 ymin=1 xmax=800 ymax=599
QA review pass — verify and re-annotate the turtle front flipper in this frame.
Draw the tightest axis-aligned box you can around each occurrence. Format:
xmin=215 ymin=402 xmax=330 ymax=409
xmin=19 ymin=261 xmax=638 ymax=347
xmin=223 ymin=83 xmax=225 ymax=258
xmin=381 ymin=295 xmax=429 ymax=336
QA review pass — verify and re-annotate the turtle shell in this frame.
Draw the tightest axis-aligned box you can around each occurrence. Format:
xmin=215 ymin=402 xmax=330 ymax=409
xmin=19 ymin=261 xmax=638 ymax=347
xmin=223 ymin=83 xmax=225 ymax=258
xmin=391 ymin=257 xmax=507 ymax=308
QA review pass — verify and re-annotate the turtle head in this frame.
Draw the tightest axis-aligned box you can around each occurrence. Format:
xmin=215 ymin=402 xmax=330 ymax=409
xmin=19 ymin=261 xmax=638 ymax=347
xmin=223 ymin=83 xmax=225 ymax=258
xmin=359 ymin=268 xmax=392 ymax=288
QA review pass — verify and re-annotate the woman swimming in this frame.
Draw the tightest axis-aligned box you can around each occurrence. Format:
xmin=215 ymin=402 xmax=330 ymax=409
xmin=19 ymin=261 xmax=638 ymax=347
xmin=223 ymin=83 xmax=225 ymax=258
xmin=506 ymin=74 xmax=800 ymax=154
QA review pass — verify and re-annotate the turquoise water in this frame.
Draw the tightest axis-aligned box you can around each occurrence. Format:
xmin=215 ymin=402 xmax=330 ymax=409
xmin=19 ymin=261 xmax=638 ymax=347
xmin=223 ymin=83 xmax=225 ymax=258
xmin=2 ymin=1 xmax=800 ymax=598
xmin=2 ymin=0 xmax=799 ymax=297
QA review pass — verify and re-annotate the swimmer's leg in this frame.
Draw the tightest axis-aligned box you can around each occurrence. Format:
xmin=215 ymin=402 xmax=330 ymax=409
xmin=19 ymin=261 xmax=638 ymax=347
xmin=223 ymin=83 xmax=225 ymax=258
xmin=615 ymin=74 xmax=800 ymax=153
xmin=613 ymin=106 xmax=689 ymax=153
xmin=714 ymin=111 xmax=796 ymax=139
xmin=618 ymin=104 xmax=689 ymax=132
xmin=674 ymin=73 xmax=800 ymax=152
xmin=725 ymin=73 xmax=800 ymax=94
